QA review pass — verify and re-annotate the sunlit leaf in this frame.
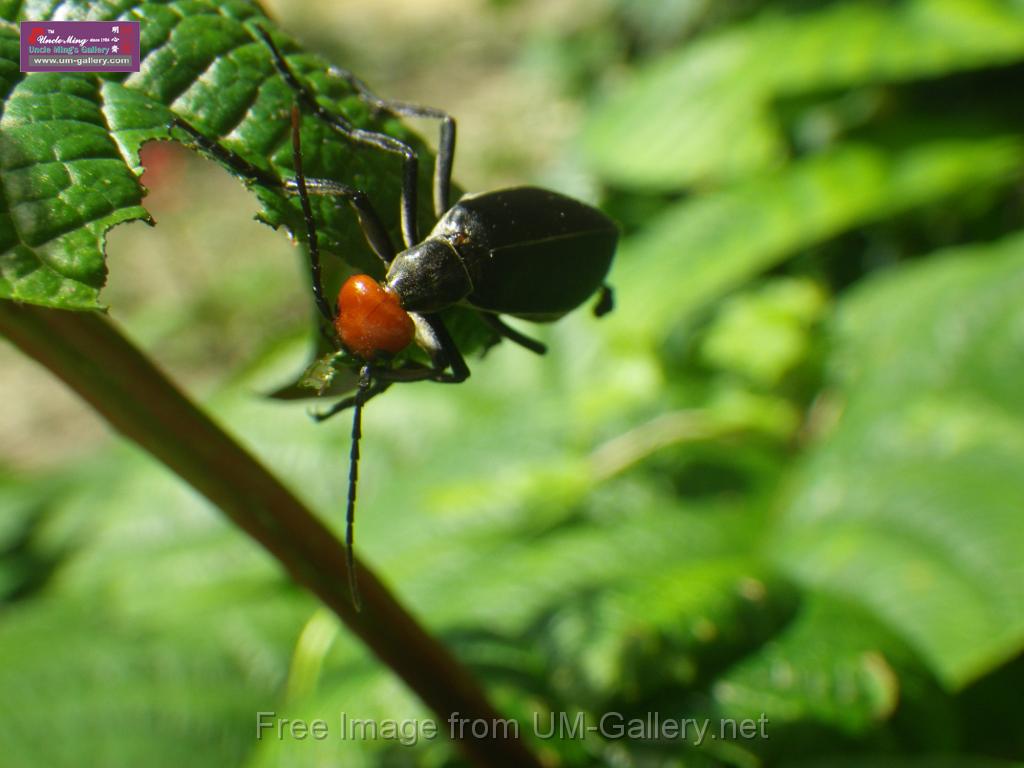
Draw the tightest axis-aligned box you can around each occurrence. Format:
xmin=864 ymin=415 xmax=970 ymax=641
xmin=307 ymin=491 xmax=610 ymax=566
xmin=0 ymin=3 xmax=438 ymax=312
xmin=606 ymin=138 xmax=1023 ymax=344
xmin=774 ymin=232 xmax=1024 ymax=688
xmin=584 ymin=0 xmax=1024 ymax=187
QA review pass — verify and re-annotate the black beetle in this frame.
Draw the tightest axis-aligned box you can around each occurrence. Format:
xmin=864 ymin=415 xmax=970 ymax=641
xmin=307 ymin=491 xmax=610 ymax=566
xmin=386 ymin=186 xmax=617 ymax=319
xmin=169 ymin=26 xmax=619 ymax=608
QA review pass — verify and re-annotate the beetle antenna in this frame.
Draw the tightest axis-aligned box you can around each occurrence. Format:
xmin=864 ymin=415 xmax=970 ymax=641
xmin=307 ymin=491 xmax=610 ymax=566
xmin=290 ymin=103 xmax=334 ymax=326
xmin=345 ymin=363 xmax=373 ymax=611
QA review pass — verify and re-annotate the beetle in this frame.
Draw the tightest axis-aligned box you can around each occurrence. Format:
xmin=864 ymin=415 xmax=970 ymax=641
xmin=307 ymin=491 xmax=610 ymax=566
xmin=169 ymin=26 xmax=618 ymax=609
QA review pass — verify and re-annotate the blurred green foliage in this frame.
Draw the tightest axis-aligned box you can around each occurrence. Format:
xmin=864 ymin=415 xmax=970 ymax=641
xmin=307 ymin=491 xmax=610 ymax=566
xmin=3 ymin=0 xmax=1024 ymax=767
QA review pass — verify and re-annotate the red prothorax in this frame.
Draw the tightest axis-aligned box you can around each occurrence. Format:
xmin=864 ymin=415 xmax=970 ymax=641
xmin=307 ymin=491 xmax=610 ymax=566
xmin=336 ymin=274 xmax=415 ymax=360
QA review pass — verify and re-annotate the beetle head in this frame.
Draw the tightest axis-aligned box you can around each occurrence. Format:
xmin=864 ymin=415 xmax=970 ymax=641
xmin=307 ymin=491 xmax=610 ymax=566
xmin=336 ymin=274 xmax=415 ymax=360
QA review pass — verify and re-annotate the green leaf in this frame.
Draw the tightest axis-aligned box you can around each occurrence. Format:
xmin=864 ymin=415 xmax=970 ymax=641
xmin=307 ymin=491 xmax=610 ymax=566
xmin=0 ymin=439 xmax=317 ymax=765
xmin=606 ymin=137 xmax=1024 ymax=345
xmin=699 ymin=277 xmax=829 ymax=389
xmin=0 ymin=27 xmax=152 ymax=308
xmin=773 ymin=231 xmax=1024 ymax=689
xmin=713 ymin=594 xmax=954 ymax=750
xmin=555 ymin=560 xmax=798 ymax=708
xmin=0 ymin=600 xmax=278 ymax=768
xmin=584 ymin=0 xmax=1024 ymax=187
xmin=0 ymin=3 xmax=438 ymax=315
xmin=786 ymin=758 xmax=1023 ymax=768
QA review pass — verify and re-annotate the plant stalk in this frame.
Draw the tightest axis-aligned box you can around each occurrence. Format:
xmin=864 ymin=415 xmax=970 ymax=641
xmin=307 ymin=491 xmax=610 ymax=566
xmin=0 ymin=301 xmax=544 ymax=768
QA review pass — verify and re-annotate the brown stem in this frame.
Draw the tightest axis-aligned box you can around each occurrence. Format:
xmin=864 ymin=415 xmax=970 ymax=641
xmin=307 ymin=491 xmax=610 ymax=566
xmin=0 ymin=301 xmax=544 ymax=768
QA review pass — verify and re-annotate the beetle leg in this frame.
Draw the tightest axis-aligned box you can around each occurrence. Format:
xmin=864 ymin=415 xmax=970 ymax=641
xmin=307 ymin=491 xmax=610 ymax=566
xmin=374 ymin=364 xmax=463 ymax=384
xmin=288 ymin=106 xmax=335 ymax=325
xmin=593 ymin=284 xmax=615 ymax=317
xmin=169 ymin=112 xmax=341 ymax=327
xmin=166 ymin=116 xmax=280 ymax=187
xmin=480 ymin=314 xmax=547 ymax=355
xmin=309 ymin=379 xmax=391 ymax=422
xmin=414 ymin=313 xmax=471 ymax=382
xmin=255 ymin=26 xmax=422 ymax=249
xmin=285 ymin=177 xmax=396 ymax=268
xmin=325 ymin=65 xmax=456 ymax=218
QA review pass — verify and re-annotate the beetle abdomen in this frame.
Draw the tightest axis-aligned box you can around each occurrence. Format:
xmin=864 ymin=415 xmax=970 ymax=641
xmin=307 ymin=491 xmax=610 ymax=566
xmin=437 ymin=187 xmax=618 ymax=320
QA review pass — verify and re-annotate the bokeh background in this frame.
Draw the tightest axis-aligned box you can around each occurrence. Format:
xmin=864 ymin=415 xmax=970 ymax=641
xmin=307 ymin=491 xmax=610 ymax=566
xmin=3 ymin=0 xmax=1024 ymax=766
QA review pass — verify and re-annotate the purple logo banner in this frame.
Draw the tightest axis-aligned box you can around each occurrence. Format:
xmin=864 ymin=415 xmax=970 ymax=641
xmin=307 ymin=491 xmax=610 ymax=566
xmin=20 ymin=20 xmax=140 ymax=73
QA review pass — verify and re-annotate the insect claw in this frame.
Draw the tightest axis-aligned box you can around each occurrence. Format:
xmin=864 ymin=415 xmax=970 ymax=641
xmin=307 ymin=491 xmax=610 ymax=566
xmin=593 ymin=284 xmax=615 ymax=317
